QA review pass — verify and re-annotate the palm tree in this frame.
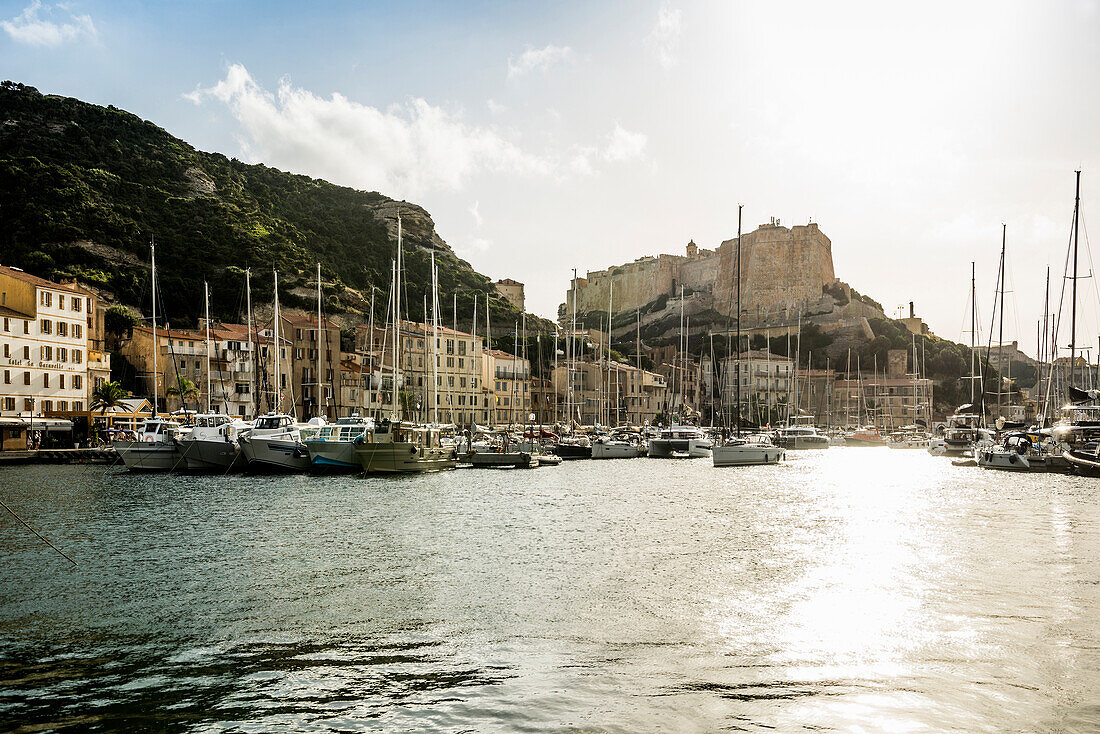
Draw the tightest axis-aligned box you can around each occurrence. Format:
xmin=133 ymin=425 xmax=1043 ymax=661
xmin=166 ymin=376 xmax=200 ymax=410
xmin=90 ymin=380 xmax=129 ymax=414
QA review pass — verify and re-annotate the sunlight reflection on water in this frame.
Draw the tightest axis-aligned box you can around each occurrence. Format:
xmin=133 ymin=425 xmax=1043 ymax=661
xmin=1 ymin=450 xmax=1098 ymax=732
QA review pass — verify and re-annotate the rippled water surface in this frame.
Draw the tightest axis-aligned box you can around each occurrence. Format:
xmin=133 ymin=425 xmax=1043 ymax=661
xmin=1 ymin=449 xmax=1098 ymax=732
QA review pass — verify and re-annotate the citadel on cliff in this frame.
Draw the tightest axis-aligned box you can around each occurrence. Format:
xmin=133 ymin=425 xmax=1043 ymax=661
xmin=562 ymin=219 xmax=886 ymax=343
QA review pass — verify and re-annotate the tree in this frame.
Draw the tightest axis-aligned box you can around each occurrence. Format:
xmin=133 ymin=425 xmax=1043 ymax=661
xmin=104 ymin=304 xmax=136 ymax=347
xmin=166 ymin=376 xmax=200 ymax=409
xmin=90 ymin=380 xmax=129 ymax=413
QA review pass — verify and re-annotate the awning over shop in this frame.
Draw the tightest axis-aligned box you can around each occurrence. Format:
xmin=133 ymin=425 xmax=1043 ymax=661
xmin=0 ymin=417 xmax=73 ymax=432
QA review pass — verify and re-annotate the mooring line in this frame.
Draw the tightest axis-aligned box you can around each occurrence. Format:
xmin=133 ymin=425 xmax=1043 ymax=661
xmin=0 ymin=498 xmax=78 ymax=567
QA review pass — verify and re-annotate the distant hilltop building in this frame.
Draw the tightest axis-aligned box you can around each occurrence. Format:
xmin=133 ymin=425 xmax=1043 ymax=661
xmin=494 ymin=278 xmax=525 ymax=312
xmin=565 ymin=219 xmax=836 ymax=320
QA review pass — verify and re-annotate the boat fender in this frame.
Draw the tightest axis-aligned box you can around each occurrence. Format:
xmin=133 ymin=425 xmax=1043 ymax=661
xmin=143 ymin=434 xmax=154 ymax=443
xmin=1008 ymin=453 xmax=1017 ymax=464
xmin=410 ymin=446 xmax=417 ymax=455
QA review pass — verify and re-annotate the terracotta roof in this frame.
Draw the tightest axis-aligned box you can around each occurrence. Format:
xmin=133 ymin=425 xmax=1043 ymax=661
xmin=0 ymin=265 xmax=83 ymax=292
xmin=132 ymin=325 xmax=205 ymax=341
xmin=280 ymin=314 xmax=337 ymax=327
xmin=487 ymin=349 xmax=526 ymax=360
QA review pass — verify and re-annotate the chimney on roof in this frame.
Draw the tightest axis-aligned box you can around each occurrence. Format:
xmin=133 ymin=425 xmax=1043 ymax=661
xmin=909 ymin=301 xmax=914 ymax=319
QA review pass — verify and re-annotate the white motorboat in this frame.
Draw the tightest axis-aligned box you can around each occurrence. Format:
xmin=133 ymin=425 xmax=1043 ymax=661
xmin=712 ymin=434 xmax=785 ymax=466
xmin=886 ymin=426 xmax=933 ymax=450
xmin=936 ymin=410 xmax=994 ymax=456
xmin=977 ymin=431 xmax=1058 ymax=471
xmin=238 ymin=414 xmax=321 ymax=472
xmin=775 ymin=425 xmax=830 ymax=450
xmin=176 ymin=413 xmax=249 ymax=471
xmin=354 ymin=420 xmax=457 ymax=473
xmin=591 ymin=432 xmax=646 ymax=459
xmin=303 ymin=415 xmax=374 ymax=471
xmin=112 ymin=418 xmax=186 ymax=471
xmin=647 ymin=425 xmax=713 ymax=458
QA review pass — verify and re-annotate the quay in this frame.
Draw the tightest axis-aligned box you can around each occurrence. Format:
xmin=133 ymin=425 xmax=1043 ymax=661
xmin=0 ymin=448 xmax=117 ymax=465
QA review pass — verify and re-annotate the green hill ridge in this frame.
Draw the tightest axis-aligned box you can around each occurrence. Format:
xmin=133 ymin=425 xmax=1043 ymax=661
xmin=0 ymin=80 xmax=521 ymax=328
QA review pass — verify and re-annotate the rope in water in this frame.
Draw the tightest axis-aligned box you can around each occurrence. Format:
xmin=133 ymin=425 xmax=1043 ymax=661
xmin=0 ymin=498 xmax=78 ymax=567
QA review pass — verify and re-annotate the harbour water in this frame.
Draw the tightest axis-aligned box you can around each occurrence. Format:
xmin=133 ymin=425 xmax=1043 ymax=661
xmin=1 ymin=450 xmax=1098 ymax=732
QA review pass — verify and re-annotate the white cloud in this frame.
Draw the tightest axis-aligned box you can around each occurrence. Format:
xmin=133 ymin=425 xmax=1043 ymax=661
xmin=469 ymin=200 xmax=483 ymax=228
xmin=645 ymin=3 xmax=682 ymax=70
xmin=1 ymin=0 xmax=96 ymax=47
xmin=603 ymin=124 xmax=647 ymax=161
xmin=507 ymin=44 xmax=574 ymax=79
xmin=487 ymin=98 xmax=508 ymax=115
xmin=186 ymin=64 xmax=555 ymax=198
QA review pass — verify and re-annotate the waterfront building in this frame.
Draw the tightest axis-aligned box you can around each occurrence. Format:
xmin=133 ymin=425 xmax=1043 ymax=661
xmin=549 ymin=359 xmax=667 ymax=426
xmin=702 ymin=350 xmax=794 ymax=427
xmin=484 ymin=348 xmax=531 ymax=426
xmin=356 ymin=320 xmax=485 ymax=425
xmin=278 ymin=314 xmax=341 ymax=421
xmin=831 ymin=350 xmax=933 ymax=430
xmin=0 ymin=265 xmax=93 ymax=418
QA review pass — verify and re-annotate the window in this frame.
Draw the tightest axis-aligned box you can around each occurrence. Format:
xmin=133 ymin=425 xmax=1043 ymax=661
xmin=2 ymin=317 xmax=6 ymax=331
xmin=458 ymin=341 xmax=467 ymax=356
xmin=43 ymin=400 xmax=52 ymax=412
xmin=43 ymin=373 xmax=49 ymax=388
xmin=40 ymin=291 xmax=52 ymax=307
xmin=73 ymin=298 xmax=82 ymax=313
xmin=1 ymin=344 xmax=6 ymax=358
xmin=446 ymin=339 xmax=454 ymax=355
xmin=448 ymin=376 xmax=454 ymax=387
xmin=23 ymin=346 xmax=29 ymax=359
xmin=296 ymin=329 xmax=302 ymax=339
xmin=23 ymin=320 xmax=29 ymax=334
xmin=59 ymin=374 xmax=65 ymax=389
xmin=447 ymin=357 xmax=454 ymax=368
xmin=195 ymin=360 xmax=200 ymax=371
xmin=42 ymin=346 xmax=53 ymax=360
xmin=74 ymin=324 xmax=82 ymax=339
xmin=73 ymin=348 xmax=82 ymax=365
xmin=58 ymin=400 xmax=67 ymax=411
xmin=3 ymin=397 xmax=13 ymax=411
xmin=180 ymin=359 xmax=186 ymax=370
xmin=73 ymin=401 xmax=82 ymax=411
xmin=73 ymin=375 xmax=82 ymax=390
xmin=2 ymin=370 xmax=7 ymax=384
xmin=59 ymin=348 xmax=67 ymax=362
xmin=23 ymin=398 xmax=32 ymax=411
xmin=40 ymin=319 xmax=51 ymax=334
xmin=58 ymin=295 xmax=65 ymax=310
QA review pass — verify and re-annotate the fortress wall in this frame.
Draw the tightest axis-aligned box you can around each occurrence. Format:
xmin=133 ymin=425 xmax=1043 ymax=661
xmin=566 ymin=222 xmax=836 ymax=323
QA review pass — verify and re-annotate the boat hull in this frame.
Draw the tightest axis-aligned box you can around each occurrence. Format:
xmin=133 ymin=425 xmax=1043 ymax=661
xmin=1063 ymin=449 xmax=1100 ymax=476
xmin=179 ymin=438 xmax=243 ymax=471
xmin=591 ymin=442 xmax=643 ymax=459
xmin=239 ymin=436 xmax=311 ymax=472
xmin=648 ymin=438 xmax=712 ymax=458
xmin=468 ymin=451 xmax=538 ymax=469
xmin=712 ymin=444 xmax=784 ymax=466
xmin=776 ymin=436 xmax=829 ymax=450
xmin=303 ymin=440 xmax=361 ymax=471
xmin=354 ymin=443 xmax=457 ymax=473
xmin=551 ymin=443 xmax=592 ymax=460
xmin=111 ymin=441 xmax=181 ymax=471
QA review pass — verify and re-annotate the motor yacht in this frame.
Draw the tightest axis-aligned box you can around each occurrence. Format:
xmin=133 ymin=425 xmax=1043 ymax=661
xmin=112 ymin=418 xmax=186 ymax=471
xmin=354 ymin=420 xmax=457 ymax=473
xmin=303 ymin=415 xmax=374 ymax=471
xmin=775 ymin=425 xmax=830 ymax=450
xmin=239 ymin=414 xmax=322 ymax=472
xmin=647 ymin=424 xmax=713 ymax=458
xmin=176 ymin=413 xmax=249 ymax=471
xmin=712 ymin=433 xmax=784 ymax=466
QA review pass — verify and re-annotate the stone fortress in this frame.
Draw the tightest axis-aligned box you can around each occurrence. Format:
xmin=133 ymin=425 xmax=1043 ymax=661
xmin=562 ymin=219 xmax=886 ymax=343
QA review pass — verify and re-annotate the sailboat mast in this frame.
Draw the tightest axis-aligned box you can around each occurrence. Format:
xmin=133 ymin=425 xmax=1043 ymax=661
xmin=998 ymin=226 xmax=1006 ymax=418
xmin=431 ymin=252 xmax=439 ymax=424
xmin=607 ymin=282 xmax=613 ymax=427
xmin=1071 ymin=170 xmax=1081 ymax=372
xmin=245 ymin=268 xmax=254 ymax=418
xmin=970 ymin=261 xmax=977 ymax=405
xmin=735 ymin=203 xmax=742 ymax=437
xmin=150 ymin=237 xmax=159 ymax=416
xmin=273 ymin=270 xmax=281 ymax=413
xmin=569 ymin=268 xmax=577 ymax=429
xmin=204 ymin=281 xmax=212 ymax=413
xmin=394 ymin=214 xmax=403 ymax=420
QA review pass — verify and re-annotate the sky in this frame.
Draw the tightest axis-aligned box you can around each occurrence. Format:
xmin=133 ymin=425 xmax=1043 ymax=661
xmin=2 ymin=0 xmax=1100 ymax=359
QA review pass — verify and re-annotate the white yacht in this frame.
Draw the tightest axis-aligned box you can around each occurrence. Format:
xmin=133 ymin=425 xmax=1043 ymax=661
xmin=591 ymin=432 xmax=646 ymax=459
xmin=647 ymin=425 xmax=713 ymax=458
xmin=354 ymin=419 xmax=457 ymax=473
xmin=177 ymin=413 xmax=249 ymax=471
xmin=303 ymin=415 xmax=374 ymax=471
xmin=712 ymin=434 xmax=784 ymax=466
xmin=112 ymin=418 xmax=186 ymax=471
xmin=935 ymin=410 xmax=994 ymax=457
xmin=977 ymin=430 xmax=1057 ymax=471
xmin=238 ymin=414 xmax=322 ymax=472
xmin=775 ymin=425 xmax=830 ymax=450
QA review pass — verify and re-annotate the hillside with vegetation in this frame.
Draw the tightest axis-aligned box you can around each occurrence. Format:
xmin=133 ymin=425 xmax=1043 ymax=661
xmin=0 ymin=81 xmax=523 ymax=329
